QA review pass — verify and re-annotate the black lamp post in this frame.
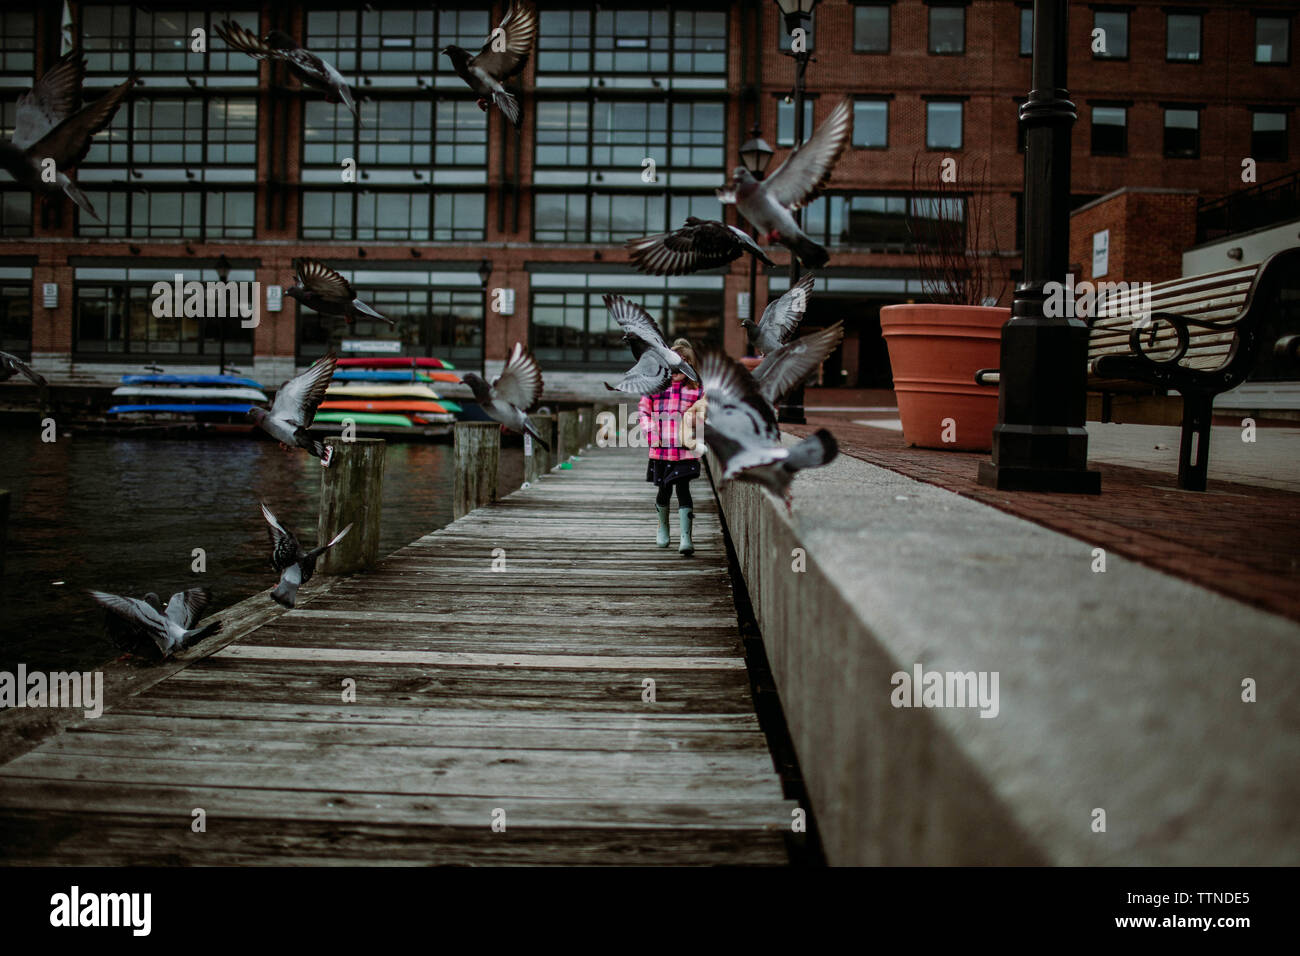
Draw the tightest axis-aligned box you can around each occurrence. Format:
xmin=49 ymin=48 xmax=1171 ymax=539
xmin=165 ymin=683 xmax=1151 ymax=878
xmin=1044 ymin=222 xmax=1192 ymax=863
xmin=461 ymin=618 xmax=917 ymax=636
xmin=477 ymin=258 xmax=492 ymax=377
xmin=215 ymin=254 xmax=231 ymax=374
xmin=976 ymin=0 xmax=1099 ymax=493
xmin=739 ymin=125 xmax=774 ymax=356
xmin=774 ymin=0 xmax=819 ymax=424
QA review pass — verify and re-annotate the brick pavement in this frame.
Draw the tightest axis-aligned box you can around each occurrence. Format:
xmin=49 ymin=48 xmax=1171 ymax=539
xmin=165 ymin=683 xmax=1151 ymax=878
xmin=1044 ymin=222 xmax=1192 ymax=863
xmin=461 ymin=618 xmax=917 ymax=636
xmin=791 ymin=420 xmax=1300 ymax=623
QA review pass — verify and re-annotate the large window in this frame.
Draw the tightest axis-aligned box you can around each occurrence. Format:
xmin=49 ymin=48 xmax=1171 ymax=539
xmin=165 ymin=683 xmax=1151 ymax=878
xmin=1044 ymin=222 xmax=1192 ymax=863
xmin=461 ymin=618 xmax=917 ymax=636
xmin=777 ymin=97 xmax=816 ymax=147
xmin=535 ymin=99 xmax=724 ymax=171
xmin=1255 ymin=16 xmax=1291 ymax=65
xmin=533 ymin=192 xmax=713 ymax=243
xmin=78 ymin=190 xmax=255 ymax=239
xmin=1092 ymin=9 xmax=1130 ymax=59
xmin=928 ymin=5 xmax=965 ymax=55
xmin=83 ymin=6 xmax=258 ymax=75
xmin=531 ymin=288 xmax=722 ymax=367
xmin=854 ymin=4 xmax=890 ymax=53
xmin=303 ymin=99 xmax=487 ymax=171
xmin=1091 ymin=105 xmax=1127 ymax=156
xmin=1252 ymin=111 xmax=1288 ymax=162
xmin=802 ymin=193 xmax=966 ymax=252
xmin=1166 ymin=12 xmax=1202 ymax=62
xmin=0 ymin=190 xmax=31 ymax=237
xmin=297 ymin=284 xmax=483 ymax=365
xmin=84 ymin=96 xmax=258 ymax=168
xmin=537 ymin=6 xmax=726 ymax=76
xmin=926 ymin=101 xmax=963 ymax=150
xmin=305 ymin=7 xmax=488 ymax=78
xmin=1164 ymin=108 xmax=1200 ymax=159
xmin=0 ymin=282 xmax=31 ymax=356
xmin=853 ymin=99 xmax=889 ymax=149
xmin=300 ymin=190 xmax=485 ymax=241
xmin=73 ymin=269 xmax=256 ymax=360
xmin=0 ymin=11 xmax=35 ymax=73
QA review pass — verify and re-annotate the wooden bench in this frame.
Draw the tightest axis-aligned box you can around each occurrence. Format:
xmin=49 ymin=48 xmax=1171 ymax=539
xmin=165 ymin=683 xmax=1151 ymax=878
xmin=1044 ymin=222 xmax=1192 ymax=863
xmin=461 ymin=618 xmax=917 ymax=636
xmin=976 ymin=246 xmax=1300 ymax=491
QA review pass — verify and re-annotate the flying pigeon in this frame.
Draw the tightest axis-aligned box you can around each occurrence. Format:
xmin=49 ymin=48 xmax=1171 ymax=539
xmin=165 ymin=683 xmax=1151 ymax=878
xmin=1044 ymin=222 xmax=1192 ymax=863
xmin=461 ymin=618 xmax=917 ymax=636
xmin=287 ymin=258 xmax=395 ymax=329
xmin=260 ymin=502 xmax=352 ymax=609
xmin=716 ymin=97 xmax=853 ymax=269
xmin=460 ymin=342 xmax=549 ymax=449
xmin=626 ymin=217 xmax=775 ymax=276
xmin=441 ymin=0 xmax=538 ymax=129
xmin=0 ymin=51 xmax=132 ymax=222
xmin=602 ymin=295 xmax=700 ymax=387
xmin=0 ymin=350 xmax=47 ymax=389
xmin=745 ymin=273 xmax=815 ymax=354
xmin=214 ymin=21 xmax=359 ymax=122
xmin=697 ymin=350 xmax=838 ymax=508
xmin=248 ymin=351 xmax=338 ymax=464
xmin=603 ymin=332 xmax=672 ymax=396
xmin=752 ymin=321 xmax=845 ymax=413
xmin=90 ymin=587 xmax=220 ymax=660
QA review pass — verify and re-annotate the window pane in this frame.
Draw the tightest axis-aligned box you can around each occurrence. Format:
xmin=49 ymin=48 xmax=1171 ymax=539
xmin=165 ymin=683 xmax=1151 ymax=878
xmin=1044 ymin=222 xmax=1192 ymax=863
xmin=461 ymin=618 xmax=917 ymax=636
xmin=1164 ymin=109 xmax=1199 ymax=158
xmin=929 ymin=6 xmax=965 ymax=54
xmin=1094 ymin=11 xmax=1129 ymax=58
xmin=854 ymin=5 xmax=890 ymax=53
xmin=1167 ymin=13 xmax=1201 ymax=61
xmin=777 ymin=98 xmax=815 ymax=147
xmin=1252 ymin=112 xmax=1288 ymax=162
xmin=853 ymin=100 xmax=888 ymax=148
xmin=926 ymin=102 xmax=962 ymax=149
xmin=1019 ymin=8 xmax=1033 ymax=56
xmin=1255 ymin=17 xmax=1290 ymax=64
xmin=1091 ymin=106 xmax=1126 ymax=155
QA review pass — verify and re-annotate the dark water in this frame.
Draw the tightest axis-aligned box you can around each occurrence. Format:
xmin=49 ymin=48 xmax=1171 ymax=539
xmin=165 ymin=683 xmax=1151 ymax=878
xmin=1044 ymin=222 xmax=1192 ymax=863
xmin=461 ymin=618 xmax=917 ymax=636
xmin=0 ymin=427 xmax=522 ymax=674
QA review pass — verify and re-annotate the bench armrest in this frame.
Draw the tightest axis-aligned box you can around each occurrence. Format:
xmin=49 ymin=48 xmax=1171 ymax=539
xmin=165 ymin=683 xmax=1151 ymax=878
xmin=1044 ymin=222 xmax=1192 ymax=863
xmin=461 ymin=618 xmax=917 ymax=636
xmin=1276 ymin=335 xmax=1300 ymax=364
xmin=974 ymin=368 xmax=1000 ymax=386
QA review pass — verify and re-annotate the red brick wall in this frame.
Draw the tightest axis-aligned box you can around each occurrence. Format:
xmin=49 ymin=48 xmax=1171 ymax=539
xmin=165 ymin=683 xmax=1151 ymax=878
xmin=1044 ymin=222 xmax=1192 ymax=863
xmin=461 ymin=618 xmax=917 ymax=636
xmin=1070 ymin=189 xmax=1199 ymax=283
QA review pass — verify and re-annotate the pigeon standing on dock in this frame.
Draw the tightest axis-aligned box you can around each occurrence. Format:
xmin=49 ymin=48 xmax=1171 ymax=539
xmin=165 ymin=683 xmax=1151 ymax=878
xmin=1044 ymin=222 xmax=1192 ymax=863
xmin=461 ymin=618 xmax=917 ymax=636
xmin=696 ymin=350 xmax=838 ymax=508
xmin=602 ymin=295 xmax=700 ymax=387
xmin=214 ymin=21 xmax=359 ymax=121
xmin=460 ymin=342 xmax=549 ymax=449
xmin=0 ymin=51 xmax=133 ymax=222
xmin=90 ymin=587 xmax=220 ymax=660
xmin=716 ymin=97 xmax=853 ymax=269
xmin=287 ymin=258 xmax=395 ymax=329
xmin=0 ymin=350 xmax=47 ymax=388
xmin=625 ymin=217 xmax=775 ymax=276
xmin=745 ymin=273 xmax=815 ymax=355
xmin=441 ymin=0 xmax=538 ymax=129
xmin=260 ymin=503 xmax=352 ymax=609
xmin=248 ymin=351 xmax=338 ymax=464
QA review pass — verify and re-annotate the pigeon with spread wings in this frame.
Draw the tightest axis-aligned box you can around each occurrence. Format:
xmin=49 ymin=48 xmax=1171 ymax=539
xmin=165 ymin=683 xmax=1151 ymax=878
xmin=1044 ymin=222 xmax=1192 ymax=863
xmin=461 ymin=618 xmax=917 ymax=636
xmin=442 ymin=0 xmax=538 ymax=129
xmin=716 ymin=97 xmax=853 ymax=269
xmin=698 ymin=350 xmax=838 ymax=508
xmin=260 ymin=502 xmax=351 ymax=609
xmin=752 ymin=321 xmax=845 ymax=414
xmin=248 ymin=351 xmax=338 ymax=464
xmin=214 ymin=20 xmax=359 ymax=121
xmin=0 ymin=51 xmax=132 ymax=222
xmin=602 ymin=295 xmax=699 ymax=388
xmin=287 ymin=258 xmax=394 ymax=329
xmin=460 ymin=342 xmax=549 ymax=449
xmin=90 ymin=587 xmax=220 ymax=660
xmin=745 ymin=273 xmax=815 ymax=355
xmin=626 ymin=217 xmax=775 ymax=276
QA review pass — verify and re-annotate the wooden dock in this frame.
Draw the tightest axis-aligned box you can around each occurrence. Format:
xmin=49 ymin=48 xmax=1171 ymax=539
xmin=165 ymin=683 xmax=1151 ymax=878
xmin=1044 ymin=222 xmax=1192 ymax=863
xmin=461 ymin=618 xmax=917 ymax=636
xmin=0 ymin=445 xmax=796 ymax=865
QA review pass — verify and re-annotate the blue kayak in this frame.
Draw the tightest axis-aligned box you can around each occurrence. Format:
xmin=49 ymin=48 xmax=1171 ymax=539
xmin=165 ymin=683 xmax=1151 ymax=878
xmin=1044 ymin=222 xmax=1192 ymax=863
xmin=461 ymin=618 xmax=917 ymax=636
xmin=121 ymin=374 xmax=266 ymax=389
xmin=108 ymin=404 xmax=256 ymax=415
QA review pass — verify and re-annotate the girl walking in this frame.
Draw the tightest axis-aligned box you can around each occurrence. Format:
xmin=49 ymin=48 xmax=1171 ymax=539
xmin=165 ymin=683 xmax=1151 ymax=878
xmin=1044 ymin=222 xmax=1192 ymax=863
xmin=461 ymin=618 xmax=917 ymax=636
xmin=639 ymin=338 xmax=705 ymax=556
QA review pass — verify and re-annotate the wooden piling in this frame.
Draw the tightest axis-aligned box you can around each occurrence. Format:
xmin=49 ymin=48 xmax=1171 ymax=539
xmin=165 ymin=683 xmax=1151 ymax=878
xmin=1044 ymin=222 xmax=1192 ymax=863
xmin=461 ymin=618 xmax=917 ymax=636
xmin=556 ymin=409 xmax=579 ymax=463
xmin=576 ymin=406 xmax=591 ymax=450
xmin=318 ymin=438 xmax=386 ymax=575
xmin=525 ymin=413 xmax=555 ymax=483
xmin=454 ymin=421 xmax=501 ymax=519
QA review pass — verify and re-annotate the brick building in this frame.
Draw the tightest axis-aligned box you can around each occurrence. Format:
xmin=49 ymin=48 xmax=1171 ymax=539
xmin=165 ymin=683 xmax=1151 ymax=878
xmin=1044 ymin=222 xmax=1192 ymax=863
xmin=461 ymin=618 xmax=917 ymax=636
xmin=0 ymin=0 xmax=1296 ymax=394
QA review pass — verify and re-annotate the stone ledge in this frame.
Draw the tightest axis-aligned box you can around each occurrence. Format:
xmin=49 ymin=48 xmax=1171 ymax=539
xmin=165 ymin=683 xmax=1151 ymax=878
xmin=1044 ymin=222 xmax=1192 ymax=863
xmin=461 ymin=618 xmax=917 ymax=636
xmin=709 ymin=442 xmax=1300 ymax=865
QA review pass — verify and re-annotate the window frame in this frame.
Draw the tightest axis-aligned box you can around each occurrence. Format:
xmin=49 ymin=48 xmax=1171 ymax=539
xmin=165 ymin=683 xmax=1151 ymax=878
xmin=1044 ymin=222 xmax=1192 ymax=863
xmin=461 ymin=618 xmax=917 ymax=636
xmin=1089 ymin=103 xmax=1129 ymax=157
xmin=1165 ymin=10 xmax=1203 ymax=63
xmin=852 ymin=2 xmax=892 ymax=55
xmin=927 ymin=3 xmax=967 ymax=56
xmin=1091 ymin=8 xmax=1131 ymax=62
xmin=1162 ymin=106 xmax=1202 ymax=159
xmin=1254 ymin=15 xmax=1292 ymax=66
xmin=1251 ymin=109 xmax=1289 ymax=163
xmin=852 ymin=97 xmax=891 ymax=150
xmin=924 ymin=99 xmax=965 ymax=151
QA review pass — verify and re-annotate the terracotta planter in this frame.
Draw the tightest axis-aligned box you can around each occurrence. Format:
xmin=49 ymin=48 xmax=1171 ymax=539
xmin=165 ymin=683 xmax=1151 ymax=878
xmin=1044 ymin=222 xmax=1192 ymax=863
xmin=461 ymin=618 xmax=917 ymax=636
xmin=879 ymin=303 xmax=1007 ymax=452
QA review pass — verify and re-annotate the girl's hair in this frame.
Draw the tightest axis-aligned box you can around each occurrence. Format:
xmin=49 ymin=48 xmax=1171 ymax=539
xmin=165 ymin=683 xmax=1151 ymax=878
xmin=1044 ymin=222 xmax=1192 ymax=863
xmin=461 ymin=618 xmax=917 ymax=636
xmin=670 ymin=337 xmax=698 ymax=371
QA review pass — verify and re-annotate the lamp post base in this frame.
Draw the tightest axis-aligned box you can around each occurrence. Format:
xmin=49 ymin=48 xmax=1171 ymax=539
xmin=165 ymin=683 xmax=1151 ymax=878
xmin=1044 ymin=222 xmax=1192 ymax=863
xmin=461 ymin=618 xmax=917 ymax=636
xmin=977 ymin=459 xmax=1100 ymax=494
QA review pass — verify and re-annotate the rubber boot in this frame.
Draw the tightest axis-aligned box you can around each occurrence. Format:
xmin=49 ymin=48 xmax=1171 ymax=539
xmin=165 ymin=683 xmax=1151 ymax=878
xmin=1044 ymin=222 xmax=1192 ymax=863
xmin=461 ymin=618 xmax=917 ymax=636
xmin=678 ymin=507 xmax=694 ymax=556
xmin=656 ymin=505 xmax=670 ymax=547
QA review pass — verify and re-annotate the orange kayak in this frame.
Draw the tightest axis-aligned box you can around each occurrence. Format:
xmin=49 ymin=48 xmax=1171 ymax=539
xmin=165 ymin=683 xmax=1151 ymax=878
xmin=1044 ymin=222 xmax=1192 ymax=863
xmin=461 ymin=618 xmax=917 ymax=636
xmin=318 ymin=400 xmax=448 ymax=414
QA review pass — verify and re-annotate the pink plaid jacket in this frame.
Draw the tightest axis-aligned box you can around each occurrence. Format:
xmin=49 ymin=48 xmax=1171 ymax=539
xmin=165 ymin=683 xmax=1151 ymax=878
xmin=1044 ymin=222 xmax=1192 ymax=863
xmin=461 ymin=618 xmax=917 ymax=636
xmin=640 ymin=381 xmax=703 ymax=461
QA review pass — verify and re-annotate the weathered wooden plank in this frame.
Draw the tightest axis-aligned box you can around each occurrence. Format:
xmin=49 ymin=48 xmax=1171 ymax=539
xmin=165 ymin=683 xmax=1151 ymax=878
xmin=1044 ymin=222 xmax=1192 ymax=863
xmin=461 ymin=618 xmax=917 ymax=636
xmin=215 ymin=646 xmax=747 ymax=670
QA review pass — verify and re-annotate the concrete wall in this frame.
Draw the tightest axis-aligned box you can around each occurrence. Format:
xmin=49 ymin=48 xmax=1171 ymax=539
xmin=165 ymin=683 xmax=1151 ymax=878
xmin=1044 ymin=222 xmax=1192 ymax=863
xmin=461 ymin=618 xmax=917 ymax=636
xmin=712 ymin=444 xmax=1300 ymax=865
xmin=1183 ymin=218 xmax=1300 ymax=274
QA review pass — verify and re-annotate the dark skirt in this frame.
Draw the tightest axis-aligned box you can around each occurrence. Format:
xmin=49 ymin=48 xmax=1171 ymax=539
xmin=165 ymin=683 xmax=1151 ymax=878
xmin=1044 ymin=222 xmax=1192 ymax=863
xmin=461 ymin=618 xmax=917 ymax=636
xmin=647 ymin=457 xmax=700 ymax=486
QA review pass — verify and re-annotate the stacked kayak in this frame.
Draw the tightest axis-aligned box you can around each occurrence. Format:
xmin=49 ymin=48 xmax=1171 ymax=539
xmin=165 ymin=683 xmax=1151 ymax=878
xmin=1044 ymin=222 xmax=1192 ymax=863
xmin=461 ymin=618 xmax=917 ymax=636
xmin=108 ymin=373 xmax=268 ymax=420
xmin=320 ymin=356 xmax=461 ymax=428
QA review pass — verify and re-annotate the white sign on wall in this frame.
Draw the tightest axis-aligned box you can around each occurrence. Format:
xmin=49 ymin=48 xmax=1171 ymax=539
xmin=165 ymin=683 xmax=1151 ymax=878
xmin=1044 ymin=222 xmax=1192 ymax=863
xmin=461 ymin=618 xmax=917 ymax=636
xmin=737 ymin=291 xmax=752 ymax=321
xmin=266 ymin=285 xmax=283 ymax=312
xmin=342 ymin=339 xmax=403 ymax=354
xmin=42 ymin=283 xmax=58 ymax=308
xmin=1092 ymin=230 xmax=1110 ymax=279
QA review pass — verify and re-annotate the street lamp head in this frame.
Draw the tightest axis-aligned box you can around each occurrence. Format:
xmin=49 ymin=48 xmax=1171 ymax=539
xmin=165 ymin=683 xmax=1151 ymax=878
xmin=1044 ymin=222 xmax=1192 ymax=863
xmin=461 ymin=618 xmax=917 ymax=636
xmin=774 ymin=0 xmax=820 ymax=35
xmin=739 ymin=127 xmax=774 ymax=178
xmin=478 ymin=258 xmax=492 ymax=287
xmin=215 ymin=254 xmax=231 ymax=282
